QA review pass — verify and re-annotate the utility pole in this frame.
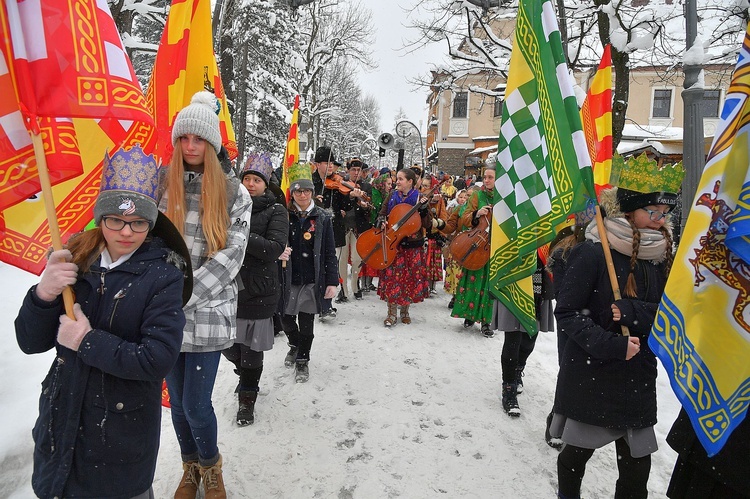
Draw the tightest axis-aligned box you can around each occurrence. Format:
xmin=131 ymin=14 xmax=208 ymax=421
xmin=681 ymin=0 xmax=705 ymax=240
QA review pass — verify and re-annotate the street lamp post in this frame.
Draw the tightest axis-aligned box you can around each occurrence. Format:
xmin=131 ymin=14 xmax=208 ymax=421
xmin=680 ymin=0 xmax=705 ymax=243
xmin=395 ymin=120 xmax=426 ymax=173
xmin=359 ymin=138 xmax=378 ymax=163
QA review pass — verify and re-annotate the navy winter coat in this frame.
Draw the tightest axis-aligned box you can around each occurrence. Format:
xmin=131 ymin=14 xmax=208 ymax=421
xmin=283 ymin=204 xmax=338 ymax=314
xmin=236 ymin=190 xmax=288 ymax=320
xmin=15 ymin=237 xmax=186 ymax=499
xmin=553 ymin=240 xmax=667 ymax=430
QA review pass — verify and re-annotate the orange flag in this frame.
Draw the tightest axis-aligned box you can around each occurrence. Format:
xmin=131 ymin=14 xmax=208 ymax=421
xmin=580 ymin=44 xmax=613 ymax=198
xmin=0 ymin=1 xmax=156 ymax=274
xmin=281 ymin=95 xmax=301 ymax=201
xmin=145 ymin=0 xmax=237 ymax=165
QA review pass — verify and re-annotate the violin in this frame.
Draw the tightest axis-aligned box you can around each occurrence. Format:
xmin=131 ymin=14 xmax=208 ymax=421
xmin=325 ymin=173 xmax=374 ymax=209
xmin=356 ymin=178 xmax=447 ymax=270
xmin=449 ymin=213 xmax=491 ymax=270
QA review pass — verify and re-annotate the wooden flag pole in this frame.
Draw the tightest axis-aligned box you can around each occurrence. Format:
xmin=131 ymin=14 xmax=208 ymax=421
xmin=30 ymin=130 xmax=76 ymax=319
xmin=594 ymin=205 xmax=629 ymax=336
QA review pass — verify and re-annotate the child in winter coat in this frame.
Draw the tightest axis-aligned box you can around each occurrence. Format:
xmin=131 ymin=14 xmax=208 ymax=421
xmin=281 ymin=163 xmax=338 ymax=382
xmin=223 ymin=153 xmax=289 ymax=425
xmin=15 ymin=145 xmax=190 ymax=499
xmin=551 ymin=182 xmax=679 ymax=499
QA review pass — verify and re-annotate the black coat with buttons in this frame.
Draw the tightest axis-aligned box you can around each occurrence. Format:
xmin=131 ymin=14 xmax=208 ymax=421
xmin=15 ymin=237 xmax=186 ymax=499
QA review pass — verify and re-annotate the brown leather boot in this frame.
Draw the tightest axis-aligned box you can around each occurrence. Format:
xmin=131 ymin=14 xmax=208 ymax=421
xmin=174 ymin=460 xmax=200 ymax=499
xmin=384 ymin=302 xmax=398 ymax=327
xmin=200 ymin=454 xmax=226 ymax=499
xmin=400 ymin=304 xmax=411 ymax=324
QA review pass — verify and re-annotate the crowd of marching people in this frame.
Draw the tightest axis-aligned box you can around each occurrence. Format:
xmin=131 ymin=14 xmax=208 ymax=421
xmin=14 ymin=90 xmax=749 ymax=499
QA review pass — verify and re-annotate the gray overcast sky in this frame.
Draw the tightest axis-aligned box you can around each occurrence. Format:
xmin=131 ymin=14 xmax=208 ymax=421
xmin=356 ymin=0 xmax=448 ymax=136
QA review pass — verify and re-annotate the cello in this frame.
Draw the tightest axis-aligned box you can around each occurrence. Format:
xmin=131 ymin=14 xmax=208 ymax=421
xmin=357 ymin=179 xmax=446 ymax=270
xmin=449 ymin=213 xmax=491 ymax=270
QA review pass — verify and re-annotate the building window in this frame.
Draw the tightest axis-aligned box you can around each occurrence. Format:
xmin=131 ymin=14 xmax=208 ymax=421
xmin=493 ymin=97 xmax=503 ymax=117
xmin=453 ymin=92 xmax=468 ymax=118
xmin=652 ymin=89 xmax=672 ymax=118
xmin=701 ymin=89 xmax=721 ymax=118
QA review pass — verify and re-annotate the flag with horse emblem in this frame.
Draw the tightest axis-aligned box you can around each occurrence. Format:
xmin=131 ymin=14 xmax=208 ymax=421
xmin=649 ymin=24 xmax=750 ymax=457
xmin=489 ymin=0 xmax=595 ymax=335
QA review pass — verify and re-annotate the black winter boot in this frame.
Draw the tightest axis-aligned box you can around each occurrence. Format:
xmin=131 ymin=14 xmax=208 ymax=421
xmin=295 ymin=361 xmax=310 ymax=383
xmin=237 ymin=391 xmax=258 ymax=426
xmin=284 ymin=345 xmax=298 ymax=368
xmin=501 ymin=382 xmax=521 ymax=417
xmin=515 ymin=365 xmax=525 ymax=394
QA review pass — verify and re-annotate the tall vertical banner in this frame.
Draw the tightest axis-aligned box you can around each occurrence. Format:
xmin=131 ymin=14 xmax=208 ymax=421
xmin=580 ymin=44 xmax=613 ymax=198
xmin=0 ymin=0 xmax=156 ymax=275
xmin=649 ymin=25 xmax=750 ymax=457
xmin=146 ymin=0 xmax=236 ymax=165
xmin=281 ymin=95 xmax=301 ymax=201
xmin=489 ymin=0 xmax=595 ymax=334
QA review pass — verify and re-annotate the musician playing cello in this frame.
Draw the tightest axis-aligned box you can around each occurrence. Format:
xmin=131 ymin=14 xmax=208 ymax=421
xmin=451 ymin=165 xmax=496 ymax=338
xmin=376 ymin=168 xmax=441 ymax=327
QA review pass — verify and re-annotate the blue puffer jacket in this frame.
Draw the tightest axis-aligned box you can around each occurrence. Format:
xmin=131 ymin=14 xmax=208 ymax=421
xmin=15 ymin=237 xmax=186 ymax=499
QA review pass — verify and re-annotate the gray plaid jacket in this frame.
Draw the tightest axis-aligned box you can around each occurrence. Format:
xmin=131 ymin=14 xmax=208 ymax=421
xmin=159 ymin=170 xmax=252 ymax=352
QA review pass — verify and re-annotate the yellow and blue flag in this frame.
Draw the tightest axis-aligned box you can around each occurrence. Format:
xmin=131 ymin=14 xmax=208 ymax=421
xmin=489 ymin=0 xmax=595 ymax=334
xmin=649 ymin=25 xmax=750 ymax=457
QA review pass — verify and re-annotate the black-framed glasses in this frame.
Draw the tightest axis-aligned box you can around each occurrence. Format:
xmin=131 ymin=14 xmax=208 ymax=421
xmin=641 ymin=207 xmax=671 ymax=222
xmin=294 ymin=188 xmax=313 ymax=195
xmin=101 ymin=216 xmax=151 ymax=233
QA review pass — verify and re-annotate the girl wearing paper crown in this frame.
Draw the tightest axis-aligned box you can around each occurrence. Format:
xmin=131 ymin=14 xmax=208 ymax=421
xmin=159 ymin=91 xmax=252 ymax=499
xmin=15 ymin=144 xmax=191 ymax=499
xmin=222 ymin=152 xmax=289 ymax=425
xmin=550 ymin=154 xmax=684 ymax=499
xmin=280 ymin=162 xmax=339 ymax=382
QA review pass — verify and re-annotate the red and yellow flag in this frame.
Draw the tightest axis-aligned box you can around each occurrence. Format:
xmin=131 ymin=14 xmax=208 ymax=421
xmin=580 ymin=44 xmax=613 ymax=197
xmin=0 ymin=1 xmax=157 ymax=274
xmin=281 ymin=95 xmax=301 ymax=201
xmin=0 ymin=0 xmax=154 ymax=212
xmin=145 ymin=0 xmax=236 ymax=165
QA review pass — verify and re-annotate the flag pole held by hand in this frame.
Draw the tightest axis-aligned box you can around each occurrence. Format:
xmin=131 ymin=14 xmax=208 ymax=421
xmin=30 ymin=128 xmax=75 ymax=319
xmin=595 ymin=205 xmax=629 ymax=336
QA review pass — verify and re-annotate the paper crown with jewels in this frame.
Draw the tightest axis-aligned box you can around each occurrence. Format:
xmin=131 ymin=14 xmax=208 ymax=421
xmin=610 ymin=153 xmax=685 ymax=194
xmin=288 ymin=162 xmax=314 ymax=192
xmin=93 ymin=144 xmax=159 ymax=226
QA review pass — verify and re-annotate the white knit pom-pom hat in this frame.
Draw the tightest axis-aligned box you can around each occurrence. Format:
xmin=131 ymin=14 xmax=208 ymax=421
xmin=171 ymin=91 xmax=222 ymax=153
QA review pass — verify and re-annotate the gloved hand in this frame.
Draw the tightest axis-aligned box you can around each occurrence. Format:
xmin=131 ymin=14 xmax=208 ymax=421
xmin=58 ymin=303 xmax=92 ymax=352
xmin=431 ymin=218 xmax=445 ymax=230
xmin=36 ymin=250 xmax=78 ymax=302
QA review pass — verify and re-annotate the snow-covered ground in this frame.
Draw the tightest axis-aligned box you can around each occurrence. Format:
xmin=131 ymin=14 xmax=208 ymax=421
xmin=0 ymin=262 xmax=681 ymax=498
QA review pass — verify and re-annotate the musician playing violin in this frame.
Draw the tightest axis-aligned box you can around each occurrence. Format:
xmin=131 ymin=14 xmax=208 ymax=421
xmin=420 ymin=174 xmax=449 ymax=295
xmin=335 ymin=158 xmax=373 ymax=301
xmin=375 ymin=168 xmax=438 ymax=327
xmin=451 ymin=165 xmax=497 ymax=338
xmin=310 ymin=146 xmax=344 ymax=318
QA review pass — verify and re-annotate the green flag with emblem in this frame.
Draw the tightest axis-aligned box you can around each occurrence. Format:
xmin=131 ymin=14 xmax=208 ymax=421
xmin=489 ymin=0 xmax=596 ymax=334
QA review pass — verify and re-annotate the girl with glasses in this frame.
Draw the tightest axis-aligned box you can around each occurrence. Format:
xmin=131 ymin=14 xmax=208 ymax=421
xmin=15 ymin=145 xmax=191 ymax=499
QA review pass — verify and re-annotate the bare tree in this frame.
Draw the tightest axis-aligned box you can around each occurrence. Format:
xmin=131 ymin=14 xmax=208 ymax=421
xmin=403 ymin=0 xmax=747 ymax=149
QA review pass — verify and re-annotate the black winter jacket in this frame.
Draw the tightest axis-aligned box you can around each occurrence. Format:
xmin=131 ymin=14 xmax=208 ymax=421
xmin=15 ymin=237 xmax=186 ymax=499
xmin=283 ymin=204 xmax=338 ymax=314
xmin=236 ymin=190 xmax=288 ymax=320
xmin=553 ymin=240 xmax=667 ymax=430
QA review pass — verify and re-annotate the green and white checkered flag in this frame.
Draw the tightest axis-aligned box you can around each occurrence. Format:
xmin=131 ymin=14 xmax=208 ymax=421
xmin=489 ymin=0 xmax=595 ymax=334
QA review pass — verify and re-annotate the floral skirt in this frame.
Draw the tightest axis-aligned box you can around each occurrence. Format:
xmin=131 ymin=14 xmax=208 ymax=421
xmin=377 ymin=247 xmax=430 ymax=306
xmin=451 ymin=264 xmax=493 ymax=324
xmin=424 ymin=240 xmax=443 ymax=281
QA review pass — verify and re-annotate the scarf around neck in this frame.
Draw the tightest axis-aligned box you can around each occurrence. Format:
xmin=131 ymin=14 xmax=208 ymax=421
xmin=585 ymin=216 xmax=668 ymax=262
